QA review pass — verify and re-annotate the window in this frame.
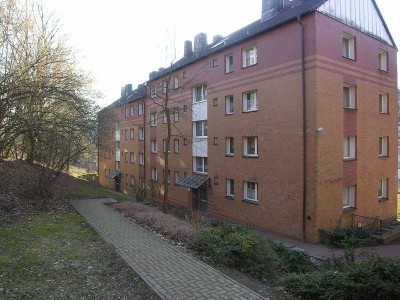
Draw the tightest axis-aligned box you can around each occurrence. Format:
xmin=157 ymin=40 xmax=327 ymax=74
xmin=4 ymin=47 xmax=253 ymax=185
xmin=175 ymin=171 xmax=180 ymax=184
xmin=243 ymin=91 xmax=257 ymax=112
xmin=244 ymin=181 xmax=258 ymax=202
xmin=194 ymin=121 xmax=208 ymax=137
xmin=174 ymin=76 xmax=179 ymax=89
xmin=174 ymin=139 xmax=180 ymax=153
xmin=138 ymin=127 xmax=144 ymax=140
xmin=226 ymin=179 xmax=234 ymax=198
xmin=125 ymin=151 xmax=128 ymax=163
xmin=213 ymin=98 xmax=218 ymax=106
xmin=242 ymin=45 xmax=257 ymax=68
xmin=130 ymin=128 xmax=134 ymax=140
xmin=343 ymin=85 xmax=356 ymax=109
xmin=151 ymin=168 xmax=157 ymax=181
xmin=225 ymin=95 xmax=234 ymax=114
xmin=130 ymin=152 xmax=135 ymax=163
xmin=138 ymin=103 xmax=144 ymax=115
xmin=163 ymin=112 xmax=167 ymax=124
xmin=130 ymin=105 xmax=134 ymax=116
xmin=150 ymin=113 xmax=157 ymax=126
xmin=124 ymin=129 xmax=128 ymax=140
xmin=379 ymin=136 xmax=388 ymax=157
xmin=126 ymin=174 xmax=129 ymax=185
xmin=162 ymin=81 xmax=167 ymax=94
xmin=139 ymin=153 xmax=145 ymax=165
xmin=174 ymin=108 xmax=180 ymax=122
xmin=163 ymin=139 xmax=169 ymax=153
xmin=164 ymin=169 xmax=171 ymax=183
xmin=130 ymin=176 xmax=135 ymax=186
xmin=193 ymin=84 xmax=207 ymax=103
xmin=244 ymin=137 xmax=258 ymax=157
xmin=378 ymin=179 xmax=388 ymax=199
xmin=151 ymin=140 xmax=157 ymax=153
xmin=378 ymin=50 xmax=388 ymax=71
xmin=194 ymin=157 xmax=208 ymax=173
xmin=225 ymin=54 xmax=233 ymax=73
xmin=343 ymin=33 xmax=355 ymax=60
xmin=150 ymin=86 xmax=156 ymax=98
xmin=379 ymin=93 xmax=388 ymax=114
xmin=115 ymin=161 xmax=120 ymax=170
xmin=125 ymin=107 xmax=128 ymax=118
xmin=183 ymin=71 xmax=187 ymax=79
xmin=226 ymin=137 xmax=234 ymax=156
xmin=213 ymin=137 xmax=218 ymax=145
xmin=343 ymin=136 xmax=356 ymax=159
xmin=183 ymin=138 xmax=188 ymax=145
xmin=212 ymin=58 xmax=218 ymax=67
xmin=343 ymin=186 xmax=356 ymax=208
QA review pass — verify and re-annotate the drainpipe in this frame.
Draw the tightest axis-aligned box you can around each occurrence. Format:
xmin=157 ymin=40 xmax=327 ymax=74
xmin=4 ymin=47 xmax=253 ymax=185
xmin=142 ymin=98 xmax=147 ymax=199
xmin=297 ymin=15 xmax=307 ymax=242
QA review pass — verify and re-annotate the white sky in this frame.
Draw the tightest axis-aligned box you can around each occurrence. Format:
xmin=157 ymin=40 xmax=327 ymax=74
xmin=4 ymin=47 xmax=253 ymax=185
xmin=46 ymin=0 xmax=399 ymax=108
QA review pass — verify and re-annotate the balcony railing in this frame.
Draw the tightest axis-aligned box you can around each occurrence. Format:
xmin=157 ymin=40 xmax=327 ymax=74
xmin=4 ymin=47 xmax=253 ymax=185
xmin=352 ymin=214 xmax=381 ymax=233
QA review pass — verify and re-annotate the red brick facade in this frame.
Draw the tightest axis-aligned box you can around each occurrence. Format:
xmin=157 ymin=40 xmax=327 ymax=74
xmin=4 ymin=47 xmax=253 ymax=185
xmin=98 ymin=8 xmax=398 ymax=243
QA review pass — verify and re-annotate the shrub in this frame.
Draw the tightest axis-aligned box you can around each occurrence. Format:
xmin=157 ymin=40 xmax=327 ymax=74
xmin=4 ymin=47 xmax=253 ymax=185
xmin=188 ymin=221 xmax=281 ymax=278
xmin=283 ymin=256 xmax=400 ymax=299
xmin=113 ymin=202 xmax=195 ymax=242
xmin=319 ymin=227 xmax=375 ymax=249
xmin=271 ymin=242 xmax=315 ymax=274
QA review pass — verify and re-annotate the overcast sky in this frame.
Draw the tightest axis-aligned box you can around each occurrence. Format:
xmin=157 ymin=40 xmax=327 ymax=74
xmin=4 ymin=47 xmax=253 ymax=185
xmin=46 ymin=0 xmax=398 ymax=107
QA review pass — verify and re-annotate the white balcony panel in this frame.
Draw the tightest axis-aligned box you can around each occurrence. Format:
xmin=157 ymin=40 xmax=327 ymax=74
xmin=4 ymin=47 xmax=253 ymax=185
xmin=192 ymin=101 xmax=207 ymax=121
xmin=115 ymin=150 xmax=121 ymax=162
xmin=115 ymin=130 xmax=120 ymax=141
xmin=192 ymin=138 xmax=208 ymax=157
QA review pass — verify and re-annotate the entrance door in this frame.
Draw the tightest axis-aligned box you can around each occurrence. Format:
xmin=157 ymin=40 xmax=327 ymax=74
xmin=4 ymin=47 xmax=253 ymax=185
xmin=193 ymin=188 xmax=208 ymax=212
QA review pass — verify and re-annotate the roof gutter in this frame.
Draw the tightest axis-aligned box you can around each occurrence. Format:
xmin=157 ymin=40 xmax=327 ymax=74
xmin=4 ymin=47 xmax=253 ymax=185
xmin=297 ymin=14 xmax=307 ymax=242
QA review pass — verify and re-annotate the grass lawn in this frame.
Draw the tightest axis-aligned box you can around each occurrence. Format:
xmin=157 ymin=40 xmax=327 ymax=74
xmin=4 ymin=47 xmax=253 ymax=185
xmin=67 ymin=177 xmax=132 ymax=202
xmin=0 ymin=212 xmax=159 ymax=299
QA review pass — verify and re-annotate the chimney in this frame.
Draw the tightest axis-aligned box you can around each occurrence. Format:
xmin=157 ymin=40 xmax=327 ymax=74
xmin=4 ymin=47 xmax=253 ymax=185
xmin=213 ymin=35 xmax=224 ymax=44
xmin=184 ymin=40 xmax=193 ymax=58
xmin=120 ymin=86 xmax=125 ymax=98
xmin=125 ymin=84 xmax=132 ymax=96
xmin=194 ymin=33 xmax=208 ymax=53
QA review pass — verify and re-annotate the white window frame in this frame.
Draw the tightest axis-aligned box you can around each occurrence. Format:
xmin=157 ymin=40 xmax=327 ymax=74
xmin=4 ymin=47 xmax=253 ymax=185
xmin=225 ymin=95 xmax=234 ymax=114
xmin=174 ymin=76 xmax=179 ymax=89
xmin=378 ymin=179 xmax=388 ymax=199
xmin=130 ymin=175 xmax=135 ymax=186
xmin=130 ymin=152 xmax=135 ymax=163
xmin=138 ymin=103 xmax=144 ymax=115
xmin=378 ymin=50 xmax=388 ymax=71
xmin=226 ymin=179 xmax=234 ymax=198
xmin=243 ymin=137 xmax=258 ymax=157
xmin=343 ymin=33 xmax=355 ymax=60
xmin=139 ymin=153 xmax=145 ymax=165
xmin=226 ymin=137 xmax=234 ymax=156
xmin=343 ymin=186 xmax=356 ymax=209
xmin=194 ymin=121 xmax=208 ymax=138
xmin=242 ymin=45 xmax=257 ymax=68
xmin=163 ymin=139 xmax=169 ymax=153
xmin=150 ymin=113 xmax=157 ymax=126
xmin=225 ymin=54 xmax=233 ymax=73
xmin=174 ymin=108 xmax=180 ymax=122
xmin=174 ymin=171 xmax=180 ymax=184
xmin=379 ymin=136 xmax=389 ymax=157
xmin=174 ymin=139 xmax=180 ymax=153
xmin=150 ymin=140 xmax=157 ymax=154
xmin=243 ymin=90 xmax=258 ymax=112
xmin=151 ymin=168 xmax=157 ymax=181
xmin=193 ymin=84 xmax=207 ymax=103
xmin=379 ymin=93 xmax=388 ymax=114
xmin=150 ymin=86 xmax=156 ymax=98
xmin=130 ymin=105 xmax=134 ymax=116
xmin=124 ymin=151 xmax=128 ymax=163
xmin=130 ymin=128 xmax=134 ymax=140
xmin=193 ymin=156 xmax=208 ymax=174
xmin=163 ymin=111 xmax=167 ymax=124
xmin=125 ymin=107 xmax=128 ymax=118
xmin=244 ymin=181 xmax=258 ymax=202
xmin=343 ymin=136 xmax=356 ymax=160
xmin=138 ymin=127 xmax=144 ymax=140
xmin=343 ymin=85 xmax=356 ymax=109
xmin=162 ymin=81 xmax=167 ymax=94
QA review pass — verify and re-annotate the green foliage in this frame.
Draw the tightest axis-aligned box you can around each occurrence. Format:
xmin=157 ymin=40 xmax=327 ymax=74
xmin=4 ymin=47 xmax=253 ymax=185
xmin=319 ymin=227 xmax=375 ymax=249
xmin=188 ymin=221 xmax=314 ymax=278
xmin=283 ymin=256 xmax=400 ymax=300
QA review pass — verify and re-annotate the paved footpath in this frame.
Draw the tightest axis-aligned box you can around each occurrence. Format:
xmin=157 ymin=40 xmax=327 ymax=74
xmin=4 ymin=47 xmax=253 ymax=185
xmin=71 ymin=198 xmax=266 ymax=300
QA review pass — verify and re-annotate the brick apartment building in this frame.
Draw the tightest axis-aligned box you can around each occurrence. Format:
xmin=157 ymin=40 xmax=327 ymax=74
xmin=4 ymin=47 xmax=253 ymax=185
xmin=98 ymin=0 xmax=398 ymax=243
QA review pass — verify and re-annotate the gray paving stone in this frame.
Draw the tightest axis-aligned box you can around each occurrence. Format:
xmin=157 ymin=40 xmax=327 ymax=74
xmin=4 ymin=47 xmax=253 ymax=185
xmin=71 ymin=198 xmax=266 ymax=300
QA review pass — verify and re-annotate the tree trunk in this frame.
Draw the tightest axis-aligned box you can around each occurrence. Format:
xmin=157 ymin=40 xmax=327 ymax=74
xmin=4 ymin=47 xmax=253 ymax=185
xmin=163 ymin=104 xmax=172 ymax=213
xmin=26 ymin=130 xmax=35 ymax=164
